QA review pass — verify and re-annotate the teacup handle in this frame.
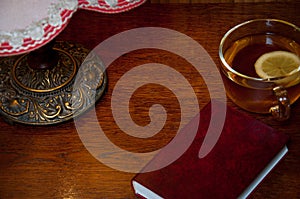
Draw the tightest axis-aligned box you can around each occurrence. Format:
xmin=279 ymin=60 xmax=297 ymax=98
xmin=269 ymin=86 xmax=291 ymax=121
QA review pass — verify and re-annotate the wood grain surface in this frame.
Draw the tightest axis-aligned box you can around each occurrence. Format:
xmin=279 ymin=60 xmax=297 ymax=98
xmin=0 ymin=2 xmax=300 ymax=199
xmin=151 ymin=0 xmax=293 ymax=3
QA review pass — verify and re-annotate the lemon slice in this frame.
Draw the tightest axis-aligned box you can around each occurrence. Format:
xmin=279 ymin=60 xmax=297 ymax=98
xmin=254 ymin=51 xmax=300 ymax=87
xmin=254 ymin=51 xmax=300 ymax=79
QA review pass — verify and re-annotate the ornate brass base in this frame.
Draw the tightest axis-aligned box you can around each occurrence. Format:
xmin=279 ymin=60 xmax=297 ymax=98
xmin=0 ymin=41 xmax=107 ymax=125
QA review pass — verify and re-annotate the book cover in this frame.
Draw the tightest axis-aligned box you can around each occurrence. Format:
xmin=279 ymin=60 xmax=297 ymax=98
xmin=131 ymin=100 xmax=289 ymax=199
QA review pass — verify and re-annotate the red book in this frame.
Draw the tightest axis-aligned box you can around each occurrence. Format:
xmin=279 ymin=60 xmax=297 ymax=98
xmin=131 ymin=100 xmax=289 ymax=199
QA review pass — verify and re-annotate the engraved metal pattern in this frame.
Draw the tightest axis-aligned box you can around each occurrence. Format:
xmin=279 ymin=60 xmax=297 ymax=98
xmin=12 ymin=48 xmax=76 ymax=93
xmin=0 ymin=41 xmax=107 ymax=125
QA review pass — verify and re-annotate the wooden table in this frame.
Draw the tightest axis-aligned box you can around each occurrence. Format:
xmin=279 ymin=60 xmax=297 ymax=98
xmin=1 ymin=2 xmax=299 ymax=198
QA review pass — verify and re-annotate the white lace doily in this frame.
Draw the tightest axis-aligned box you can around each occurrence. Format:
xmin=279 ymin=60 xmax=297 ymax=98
xmin=0 ymin=0 xmax=146 ymax=56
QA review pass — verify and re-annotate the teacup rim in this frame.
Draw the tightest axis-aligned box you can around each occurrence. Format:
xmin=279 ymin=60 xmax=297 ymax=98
xmin=218 ymin=18 xmax=300 ymax=83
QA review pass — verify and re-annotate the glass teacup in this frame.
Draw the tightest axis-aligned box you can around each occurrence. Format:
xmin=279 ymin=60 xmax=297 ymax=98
xmin=219 ymin=19 xmax=300 ymax=121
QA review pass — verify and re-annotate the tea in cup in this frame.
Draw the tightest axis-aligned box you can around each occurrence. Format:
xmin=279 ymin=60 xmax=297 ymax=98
xmin=219 ymin=19 xmax=300 ymax=120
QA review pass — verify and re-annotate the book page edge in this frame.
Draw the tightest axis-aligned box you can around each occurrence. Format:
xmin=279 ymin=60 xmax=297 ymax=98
xmin=238 ymin=145 xmax=288 ymax=199
xmin=132 ymin=180 xmax=164 ymax=199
